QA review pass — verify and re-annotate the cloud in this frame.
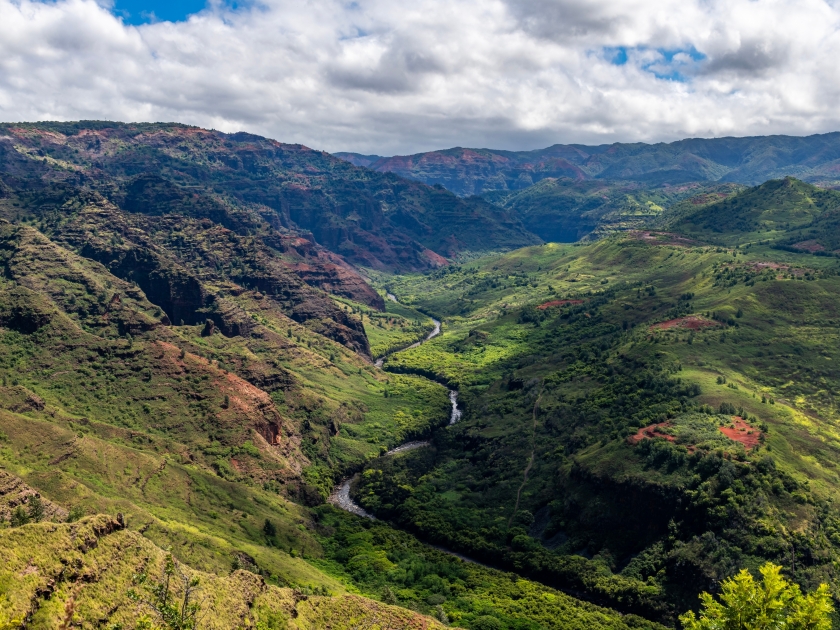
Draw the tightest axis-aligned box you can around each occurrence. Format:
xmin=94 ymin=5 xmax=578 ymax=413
xmin=0 ymin=0 xmax=840 ymax=154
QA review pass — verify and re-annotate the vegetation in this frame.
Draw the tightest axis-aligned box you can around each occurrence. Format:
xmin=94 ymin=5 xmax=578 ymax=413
xmin=358 ymin=211 xmax=840 ymax=622
xmin=5 ymin=121 xmax=840 ymax=628
xmin=680 ymin=563 xmax=832 ymax=630
xmin=311 ymin=505 xmax=664 ymax=630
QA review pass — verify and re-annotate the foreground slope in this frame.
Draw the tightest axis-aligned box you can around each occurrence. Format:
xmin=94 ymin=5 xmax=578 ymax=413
xmin=0 ymin=515 xmax=447 ymax=629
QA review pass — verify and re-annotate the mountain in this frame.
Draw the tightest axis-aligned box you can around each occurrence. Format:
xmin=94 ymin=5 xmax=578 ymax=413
xmin=334 ymin=133 xmax=840 ymax=195
xmin=484 ymin=179 xmax=744 ymax=242
xmin=333 ymin=152 xmax=385 ymax=168
xmin=671 ymin=177 xmax=840 ymax=249
xmin=0 ymin=121 xmax=540 ymax=272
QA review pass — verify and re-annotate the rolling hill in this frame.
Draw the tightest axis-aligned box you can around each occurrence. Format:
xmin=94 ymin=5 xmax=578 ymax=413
xmin=671 ymin=177 xmax=840 ymax=251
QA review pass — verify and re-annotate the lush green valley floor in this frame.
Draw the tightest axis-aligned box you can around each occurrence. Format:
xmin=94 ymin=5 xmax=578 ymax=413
xmin=356 ymin=232 xmax=840 ymax=624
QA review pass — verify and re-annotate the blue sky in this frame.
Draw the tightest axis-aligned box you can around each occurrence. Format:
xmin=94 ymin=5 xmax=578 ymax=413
xmin=113 ymin=0 xmax=207 ymax=24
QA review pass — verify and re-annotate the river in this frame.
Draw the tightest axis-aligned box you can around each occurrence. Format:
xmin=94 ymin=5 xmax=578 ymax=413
xmin=374 ymin=317 xmax=441 ymax=368
xmin=329 ymin=295 xmax=475 ymax=563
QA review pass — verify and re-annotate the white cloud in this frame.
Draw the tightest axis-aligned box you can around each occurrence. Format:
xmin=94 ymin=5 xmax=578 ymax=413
xmin=1 ymin=0 xmax=840 ymax=154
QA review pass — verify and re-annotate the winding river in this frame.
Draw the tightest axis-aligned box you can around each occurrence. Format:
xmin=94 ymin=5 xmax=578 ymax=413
xmin=374 ymin=317 xmax=441 ymax=368
xmin=329 ymin=295 xmax=466 ymax=538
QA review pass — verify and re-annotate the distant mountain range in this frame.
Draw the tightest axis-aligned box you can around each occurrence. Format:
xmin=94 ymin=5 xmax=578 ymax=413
xmin=335 ymin=133 xmax=840 ymax=196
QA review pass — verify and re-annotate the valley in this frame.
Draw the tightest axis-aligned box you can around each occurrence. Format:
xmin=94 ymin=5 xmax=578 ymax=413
xmin=2 ymin=121 xmax=840 ymax=629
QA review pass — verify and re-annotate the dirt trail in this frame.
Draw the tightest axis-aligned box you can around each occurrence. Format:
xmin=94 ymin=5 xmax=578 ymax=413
xmin=508 ymin=387 xmax=542 ymax=528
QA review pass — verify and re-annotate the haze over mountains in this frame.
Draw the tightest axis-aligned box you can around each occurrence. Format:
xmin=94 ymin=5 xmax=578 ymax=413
xmin=336 ymin=133 xmax=840 ymax=196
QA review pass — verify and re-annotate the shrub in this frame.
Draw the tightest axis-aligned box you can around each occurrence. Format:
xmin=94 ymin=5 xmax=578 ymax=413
xmin=27 ymin=495 xmax=44 ymax=522
xmin=471 ymin=616 xmax=503 ymax=630
xmin=680 ymin=563 xmax=832 ymax=630
xmin=10 ymin=506 xmax=29 ymax=527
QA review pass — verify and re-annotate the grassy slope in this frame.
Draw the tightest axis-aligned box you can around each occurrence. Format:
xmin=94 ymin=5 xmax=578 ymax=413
xmin=0 ymin=221 xmax=643 ymax=629
xmin=0 ymin=515 xmax=447 ymax=630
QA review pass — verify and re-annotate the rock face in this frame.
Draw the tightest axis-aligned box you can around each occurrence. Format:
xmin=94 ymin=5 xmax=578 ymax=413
xmin=0 ymin=470 xmax=68 ymax=522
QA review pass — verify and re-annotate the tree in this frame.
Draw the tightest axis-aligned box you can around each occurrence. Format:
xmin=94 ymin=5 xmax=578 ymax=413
xmin=380 ymin=586 xmax=397 ymax=605
xmin=129 ymin=554 xmax=203 ymax=630
xmin=10 ymin=506 xmax=28 ymax=527
xmin=263 ymin=519 xmax=277 ymax=539
xmin=472 ymin=616 xmax=502 ymax=630
xmin=27 ymin=495 xmax=44 ymax=523
xmin=680 ymin=563 xmax=832 ymax=630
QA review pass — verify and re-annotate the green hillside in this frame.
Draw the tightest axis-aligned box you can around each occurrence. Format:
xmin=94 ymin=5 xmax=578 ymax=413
xmin=363 ymin=234 xmax=840 ymax=623
xmin=3 ymin=123 xmax=840 ymax=629
xmin=672 ymin=177 xmax=840 ymax=249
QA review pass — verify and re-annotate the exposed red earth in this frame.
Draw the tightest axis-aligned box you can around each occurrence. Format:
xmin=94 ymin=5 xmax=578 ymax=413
xmin=792 ymin=239 xmax=826 ymax=253
xmin=629 ymin=231 xmax=697 ymax=246
xmin=537 ymin=299 xmax=584 ymax=310
xmin=628 ymin=422 xmax=675 ymax=445
xmin=651 ymin=316 xmax=719 ymax=331
xmin=719 ymin=417 xmax=762 ymax=449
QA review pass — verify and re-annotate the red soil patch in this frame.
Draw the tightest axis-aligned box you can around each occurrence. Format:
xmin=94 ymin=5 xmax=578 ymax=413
xmin=628 ymin=422 xmax=675 ymax=445
xmin=747 ymin=261 xmax=786 ymax=270
xmin=792 ymin=239 xmax=825 ymax=253
xmin=651 ymin=316 xmax=719 ymax=331
xmin=538 ymin=299 xmax=584 ymax=310
xmin=629 ymin=231 xmax=697 ymax=247
xmin=422 ymin=248 xmax=449 ymax=267
xmin=719 ymin=417 xmax=761 ymax=449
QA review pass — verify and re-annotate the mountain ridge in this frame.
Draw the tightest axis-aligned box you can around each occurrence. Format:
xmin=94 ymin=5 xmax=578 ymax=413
xmin=0 ymin=121 xmax=540 ymax=272
xmin=335 ymin=132 xmax=840 ymax=196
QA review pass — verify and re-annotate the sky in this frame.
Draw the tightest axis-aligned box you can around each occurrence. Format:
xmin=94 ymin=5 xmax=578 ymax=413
xmin=1 ymin=0 xmax=840 ymax=155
